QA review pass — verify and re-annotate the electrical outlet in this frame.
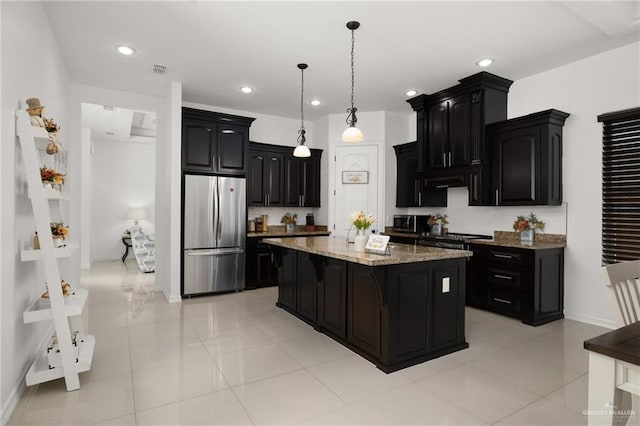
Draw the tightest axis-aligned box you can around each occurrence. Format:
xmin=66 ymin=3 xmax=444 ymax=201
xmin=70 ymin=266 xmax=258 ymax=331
xmin=442 ymin=277 xmax=450 ymax=293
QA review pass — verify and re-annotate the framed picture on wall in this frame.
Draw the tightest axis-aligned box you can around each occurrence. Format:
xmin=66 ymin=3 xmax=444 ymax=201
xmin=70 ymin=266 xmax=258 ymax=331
xmin=342 ymin=170 xmax=368 ymax=184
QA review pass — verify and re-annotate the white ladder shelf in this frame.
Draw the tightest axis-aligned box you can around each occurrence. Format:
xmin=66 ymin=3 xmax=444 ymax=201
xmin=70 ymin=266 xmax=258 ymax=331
xmin=16 ymin=109 xmax=94 ymax=391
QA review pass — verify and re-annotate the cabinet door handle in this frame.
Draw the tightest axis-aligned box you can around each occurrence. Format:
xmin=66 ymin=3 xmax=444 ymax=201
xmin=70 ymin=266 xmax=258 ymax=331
xmin=494 ymin=254 xmax=513 ymax=259
xmin=218 ymin=156 xmax=221 ymax=170
xmin=436 ymin=184 xmax=448 ymax=189
xmin=302 ymin=194 xmax=305 ymax=206
xmin=493 ymin=297 xmax=512 ymax=305
xmin=442 ymin=153 xmax=447 ymax=167
xmin=418 ymin=192 xmax=422 ymax=206
xmin=494 ymin=274 xmax=512 ymax=280
xmin=448 ymin=152 xmax=452 ymax=167
xmin=495 ymin=189 xmax=499 ymax=206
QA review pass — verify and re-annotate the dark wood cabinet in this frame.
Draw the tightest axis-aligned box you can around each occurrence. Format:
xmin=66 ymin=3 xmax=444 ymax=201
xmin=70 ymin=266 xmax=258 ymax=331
xmin=347 ymin=264 xmax=383 ymax=358
xmin=245 ymin=238 xmax=277 ymax=288
xmin=489 ymin=109 xmax=569 ymax=206
xmin=249 ymin=142 xmax=322 ymax=208
xmin=297 ymin=252 xmax=320 ymax=323
xmin=393 ymin=142 xmax=446 ymax=207
xmin=273 ymin=244 xmax=468 ymax=372
xmin=182 ymin=108 xmax=254 ymax=174
xmin=407 ymin=72 xmax=512 ymax=204
xmin=466 ymin=244 xmax=487 ymax=308
xmin=247 ymin=147 xmax=284 ymax=206
xmin=318 ymin=258 xmax=347 ymax=338
xmin=285 ymin=150 xmax=322 ymax=207
xmin=427 ymin=94 xmax=470 ymax=171
xmin=276 ymin=248 xmax=297 ymax=311
xmin=468 ymin=243 xmax=564 ymax=326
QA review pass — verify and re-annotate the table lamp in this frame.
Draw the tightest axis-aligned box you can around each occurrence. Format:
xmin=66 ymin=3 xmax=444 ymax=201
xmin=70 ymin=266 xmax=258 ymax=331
xmin=128 ymin=207 xmax=146 ymax=231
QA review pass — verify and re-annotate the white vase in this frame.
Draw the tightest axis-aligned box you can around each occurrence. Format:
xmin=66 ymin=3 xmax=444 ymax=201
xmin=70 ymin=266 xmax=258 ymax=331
xmin=354 ymin=230 xmax=368 ymax=252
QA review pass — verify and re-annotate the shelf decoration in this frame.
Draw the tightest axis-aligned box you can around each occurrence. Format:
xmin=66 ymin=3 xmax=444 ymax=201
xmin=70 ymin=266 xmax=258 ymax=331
xmin=50 ymin=221 xmax=68 ymax=247
xmin=41 ymin=280 xmax=73 ymax=299
xmin=513 ymin=212 xmax=545 ymax=243
xmin=281 ymin=212 xmax=297 ymax=233
xmin=349 ymin=211 xmax=376 ymax=252
xmin=428 ymin=214 xmax=449 ymax=236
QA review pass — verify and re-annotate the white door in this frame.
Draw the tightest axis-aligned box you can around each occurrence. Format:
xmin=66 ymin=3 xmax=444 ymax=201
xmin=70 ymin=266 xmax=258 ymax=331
xmin=333 ymin=145 xmax=379 ymax=237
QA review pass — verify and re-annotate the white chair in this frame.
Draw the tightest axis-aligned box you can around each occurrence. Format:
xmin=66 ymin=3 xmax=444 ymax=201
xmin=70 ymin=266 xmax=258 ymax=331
xmin=601 ymin=259 xmax=640 ymax=327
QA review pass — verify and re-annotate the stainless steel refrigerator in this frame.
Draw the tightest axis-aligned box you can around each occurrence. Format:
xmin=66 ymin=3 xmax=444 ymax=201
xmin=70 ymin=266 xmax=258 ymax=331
xmin=183 ymin=174 xmax=246 ymax=296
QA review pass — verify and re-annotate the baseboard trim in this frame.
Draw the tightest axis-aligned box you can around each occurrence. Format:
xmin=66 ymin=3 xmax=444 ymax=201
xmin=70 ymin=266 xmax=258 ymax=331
xmin=564 ymin=310 xmax=617 ymax=330
xmin=1 ymin=380 xmax=25 ymax=426
xmin=162 ymin=287 xmax=182 ymax=304
xmin=2 ymin=324 xmax=54 ymax=426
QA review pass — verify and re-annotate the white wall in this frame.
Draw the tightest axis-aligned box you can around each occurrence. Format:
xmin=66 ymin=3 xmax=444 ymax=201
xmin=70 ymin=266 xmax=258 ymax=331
xmin=0 ymin=2 xmax=70 ymax=421
xmin=90 ymin=138 xmax=155 ymax=261
xmin=69 ymin=85 xmax=164 ymax=274
xmin=506 ymin=41 xmax=640 ymax=328
xmin=384 ymin=111 xmax=411 ymax=226
xmin=156 ymin=81 xmax=183 ymax=303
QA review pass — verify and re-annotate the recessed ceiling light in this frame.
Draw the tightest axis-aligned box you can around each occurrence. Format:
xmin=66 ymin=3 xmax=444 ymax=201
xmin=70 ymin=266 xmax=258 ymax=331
xmin=309 ymin=99 xmax=321 ymax=106
xmin=476 ymin=58 xmax=494 ymax=67
xmin=405 ymin=90 xmax=418 ymax=97
xmin=239 ymin=86 xmax=253 ymax=94
xmin=116 ymin=45 xmax=136 ymax=56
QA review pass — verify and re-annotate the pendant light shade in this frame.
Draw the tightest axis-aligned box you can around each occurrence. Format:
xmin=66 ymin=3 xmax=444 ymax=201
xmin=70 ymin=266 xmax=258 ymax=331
xmin=342 ymin=20 xmax=363 ymax=143
xmin=294 ymin=63 xmax=311 ymax=158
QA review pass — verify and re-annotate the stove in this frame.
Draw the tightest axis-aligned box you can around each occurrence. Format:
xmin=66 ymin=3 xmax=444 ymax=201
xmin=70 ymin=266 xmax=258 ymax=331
xmin=418 ymin=232 xmax=492 ymax=250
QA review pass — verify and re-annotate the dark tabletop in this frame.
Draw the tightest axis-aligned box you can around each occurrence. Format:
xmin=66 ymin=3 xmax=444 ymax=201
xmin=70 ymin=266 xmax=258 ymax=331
xmin=584 ymin=321 xmax=640 ymax=366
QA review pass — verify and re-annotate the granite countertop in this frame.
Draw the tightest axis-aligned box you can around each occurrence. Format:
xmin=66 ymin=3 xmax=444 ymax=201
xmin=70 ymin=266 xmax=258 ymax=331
xmin=248 ymin=225 xmax=330 ymax=238
xmin=380 ymin=229 xmax=423 ymax=239
xmin=469 ymin=231 xmax=566 ymax=250
xmin=248 ymin=230 xmax=331 ymax=238
xmin=263 ymin=236 xmax=472 ymax=267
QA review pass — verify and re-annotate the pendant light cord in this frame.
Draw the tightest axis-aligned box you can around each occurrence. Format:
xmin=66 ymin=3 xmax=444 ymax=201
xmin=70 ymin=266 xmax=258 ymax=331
xmin=350 ymin=28 xmax=355 ymax=111
xmin=300 ymin=66 xmax=305 ymax=132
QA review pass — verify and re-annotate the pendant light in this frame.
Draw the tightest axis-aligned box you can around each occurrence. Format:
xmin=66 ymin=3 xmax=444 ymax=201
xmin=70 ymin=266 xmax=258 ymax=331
xmin=293 ymin=63 xmax=311 ymax=158
xmin=342 ymin=20 xmax=363 ymax=143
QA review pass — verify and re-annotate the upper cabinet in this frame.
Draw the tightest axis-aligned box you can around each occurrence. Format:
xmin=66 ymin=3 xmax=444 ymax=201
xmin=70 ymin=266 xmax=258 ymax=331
xmin=248 ymin=142 xmax=323 ymax=208
xmin=248 ymin=145 xmax=285 ymax=206
xmin=285 ymin=152 xmax=322 ymax=207
xmin=182 ymin=108 xmax=255 ymax=175
xmin=407 ymin=72 xmax=513 ymax=202
xmin=393 ymin=142 xmax=446 ymax=207
xmin=489 ymin=109 xmax=570 ymax=206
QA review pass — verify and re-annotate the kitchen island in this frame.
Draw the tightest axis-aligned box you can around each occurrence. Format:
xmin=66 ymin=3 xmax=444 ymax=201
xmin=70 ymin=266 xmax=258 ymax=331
xmin=264 ymin=236 xmax=471 ymax=373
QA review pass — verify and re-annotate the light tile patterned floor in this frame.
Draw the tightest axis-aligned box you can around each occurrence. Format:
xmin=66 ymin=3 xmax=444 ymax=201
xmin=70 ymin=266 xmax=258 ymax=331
xmin=8 ymin=260 xmax=638 ymax=425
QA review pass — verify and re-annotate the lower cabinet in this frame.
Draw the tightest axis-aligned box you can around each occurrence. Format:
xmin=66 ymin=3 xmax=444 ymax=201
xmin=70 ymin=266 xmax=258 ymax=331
xmin=276 ymin=248 xmax=297 ymax=310
xmin=317 ymin=258 xmax=347 ymax=338
xmin=468 ymin=243 xmax=564 ymax=326
xmin=245 ymin=238 xmax=277 ymax=288
xmin=273 ymin=246 xmax=468 ymax=372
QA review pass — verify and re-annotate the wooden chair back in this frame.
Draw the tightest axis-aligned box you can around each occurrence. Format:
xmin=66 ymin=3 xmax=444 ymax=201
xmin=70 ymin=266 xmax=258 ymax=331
xmin=601 ymin=260 xmax=640 ymax=327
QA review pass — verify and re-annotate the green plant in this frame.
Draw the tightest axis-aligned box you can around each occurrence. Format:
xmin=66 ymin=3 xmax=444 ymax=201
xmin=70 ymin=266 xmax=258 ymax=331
xmin=281 ymin=212 xmax=297 ymax=225
xmin=513 ymin=212 xmax=545 ymax=232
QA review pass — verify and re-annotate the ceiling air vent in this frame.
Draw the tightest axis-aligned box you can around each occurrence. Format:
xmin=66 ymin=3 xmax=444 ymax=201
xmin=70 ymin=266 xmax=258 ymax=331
xmin=103 ymin=105 xmax=114 ymax=111
xmin=152 ymin=64 xmax=168 ymax=75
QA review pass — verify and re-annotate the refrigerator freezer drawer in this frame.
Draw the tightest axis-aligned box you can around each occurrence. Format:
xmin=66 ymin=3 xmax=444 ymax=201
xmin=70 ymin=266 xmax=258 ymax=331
xmin=183 ymin=249 xmax=245 ymax=296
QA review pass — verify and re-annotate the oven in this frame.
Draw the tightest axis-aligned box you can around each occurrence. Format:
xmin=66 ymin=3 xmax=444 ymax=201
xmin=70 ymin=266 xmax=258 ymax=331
xmin=418 ymin=232 xmax=492 ymax=250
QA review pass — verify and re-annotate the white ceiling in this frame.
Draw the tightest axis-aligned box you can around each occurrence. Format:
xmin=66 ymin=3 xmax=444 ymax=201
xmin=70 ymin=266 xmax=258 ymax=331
xmin=81 ymin=103 xmax=156 ymax=143
xmin=44 ymin=1 xmax=639 ymax=121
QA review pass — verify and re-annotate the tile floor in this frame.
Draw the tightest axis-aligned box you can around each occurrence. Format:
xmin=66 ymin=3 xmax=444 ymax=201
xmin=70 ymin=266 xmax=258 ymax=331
xmin=8 ymin=260 xmax=639 ymax=425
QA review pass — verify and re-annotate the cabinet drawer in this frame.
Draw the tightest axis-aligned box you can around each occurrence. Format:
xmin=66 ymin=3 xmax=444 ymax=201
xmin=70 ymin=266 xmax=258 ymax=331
xmin=488 ymin=249 xmax=523 ymax=265
xmin=487 ymin=286 xmax=521 ymax=318
xmin=487 ymin=267 xmax=521 ymax=288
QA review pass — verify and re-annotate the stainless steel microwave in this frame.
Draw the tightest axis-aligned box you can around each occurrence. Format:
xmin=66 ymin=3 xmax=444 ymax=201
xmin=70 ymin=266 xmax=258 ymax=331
xmin=393 ymin=215 xmax=431 ymax=234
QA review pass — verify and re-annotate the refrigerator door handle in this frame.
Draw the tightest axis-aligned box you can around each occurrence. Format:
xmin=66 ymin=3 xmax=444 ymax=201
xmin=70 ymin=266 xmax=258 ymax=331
xmin=185 ymin=248 xmax=244 ymax=256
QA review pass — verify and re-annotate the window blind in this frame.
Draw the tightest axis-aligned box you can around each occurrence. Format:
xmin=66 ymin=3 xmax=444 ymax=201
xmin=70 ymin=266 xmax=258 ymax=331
xmin=599 ymin=107 xmax=640 ymax=264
